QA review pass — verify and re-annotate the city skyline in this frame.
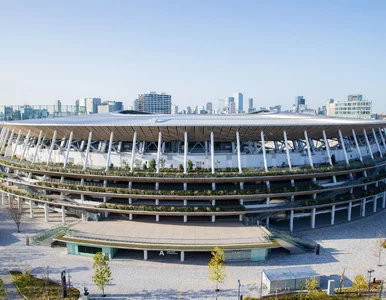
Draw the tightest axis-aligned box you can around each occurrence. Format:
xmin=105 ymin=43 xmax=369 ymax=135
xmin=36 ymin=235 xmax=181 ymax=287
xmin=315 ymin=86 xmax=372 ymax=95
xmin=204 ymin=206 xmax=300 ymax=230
xmin=1 ymin=1 xmax=386 ymax=113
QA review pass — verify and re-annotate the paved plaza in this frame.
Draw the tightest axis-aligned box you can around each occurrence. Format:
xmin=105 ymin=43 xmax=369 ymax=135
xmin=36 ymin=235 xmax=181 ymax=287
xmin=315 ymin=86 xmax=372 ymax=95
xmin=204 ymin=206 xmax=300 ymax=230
xmin=0 ymin=204 xmax=385 ymax=299
xmin=70 ymin=218 xmax=270 ymax=246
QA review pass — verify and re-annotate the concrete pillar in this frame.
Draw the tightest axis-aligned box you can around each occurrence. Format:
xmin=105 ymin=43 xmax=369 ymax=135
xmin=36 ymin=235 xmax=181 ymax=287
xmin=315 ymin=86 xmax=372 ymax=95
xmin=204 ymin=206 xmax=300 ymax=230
xmin=211 ymin=215 xmax=216 ymax=223
xmin=130 ymin=132 xmax=137 ymax=173
xmin=180 ymin=251 xmax=185 ymax=262
xmin=236 ymin=131 xmax=242 ymax=173
xmin=212 ymin=182 xmax=216 ymax=191
xmin=372 ymin=128 xmax=382 ymax=157
xmin=338 ymin=130 xmax=349 ymax=166
xmin=105 ymin=131 xmax=114 ymax=171
xmin=289 ymin=210 xmax=294 ymax=232
xmin=1 ymin=192 xmax=4 ymax=206
xmin=129 ymin=214 xmax=133 ymax=220
xmin=155 ymin=199 xmax=159 ymax=205
xmin=382 ymin=192 xmax=386 ymax=208
xmin=373 ymin=196 xmax=377 ymax=213
xmin=0 ymin=128 xmax=10 ymax=153
xmin=184 ymin=131 xmax=188 ymax=173
xmin=11 ymin=129 xmax=22 ymax=158
xmin=378 ymin=128 xmax=386 ymax=153
xmin=211 ymin=199 xmax=216 ymax=206
xmin=211 ymin=131 xmax=215 ymax=174
xmin=291 ymin=179 xmax=295 ymax=187
xmin=283 ymin=130 xmax=293 ymax=171
xmin=363 ymin=129 xmax=374 ymax=160
xmin=144 ymin=250 xmax=148 ymax=261
xmin=17 ymin=196 xmax=21 ymax=212
xmin=44 ymin=203 xmax=49 ymax=223
xmin=352 ymin=129 xmax=363 ymax=163
xmin=361 ymin=199 xmax=366 ymax=217
xmin=183 ymin=199 xmax=187 ymax=206
xmin=239 ymin=182 xmax=244 ymax=205
xmin=61 ymin=206 xmax=66 ymax=224
xmin=156 ymin=131 xmax=162 ymax=173
xmin=156 ymin=215 xmax=160 ymax=222
xmin=46 ymin=130 xmax=57 ymax=166
xmin=239 ymin=199 xmax=244 ymax=205
xmin=83 ymin=131 xmax=93 ymax=170
xmin=311 ymin=208 xmax=316 ymax=229
xmin=348 ymin=201 xmax=352 ymax=221
xmin=331 ymin=205 xmax=335 ymax=225
xmin=20 ymin=130 xmax=31 ymax=162
xmin=4 ymin=129 xmax=15 ymax=157
xmin=183 ymin=215 xmax=187 ymax=223
xmin=129 ymin=198 xmax=132 ymax=204
xmin=304 ymin=130 xmax=314 ymax=168
xmin=266 ymin=217 xmax=270 ymax=229
xmin=323 ymin=130 xmax=333 ymax=166
xmin=31 ymin=130 xmax=43 ymax=165
xmin=29 ymin=200 xmax=34 ymax=218
xmin=128 ymin=181 xmax=132 ymax=189
xmin=260 ymin=131 xmax=268 ymax=172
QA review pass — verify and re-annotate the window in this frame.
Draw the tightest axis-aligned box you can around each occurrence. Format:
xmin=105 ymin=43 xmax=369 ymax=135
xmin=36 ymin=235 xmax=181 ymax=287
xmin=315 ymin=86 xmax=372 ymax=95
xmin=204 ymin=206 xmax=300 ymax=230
xmin=78 ymin=245 xmax=102 ymax=254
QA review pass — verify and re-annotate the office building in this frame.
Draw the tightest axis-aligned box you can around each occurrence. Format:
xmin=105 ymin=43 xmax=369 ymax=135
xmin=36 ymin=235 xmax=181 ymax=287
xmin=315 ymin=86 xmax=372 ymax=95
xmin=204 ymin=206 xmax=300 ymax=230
xmin=326 ymin=95 xmax=372 ymax=119
xmin=98 ymin=101 xmax=123 ymax=113
xmin=138 ymin=92 xmax=171 ymax=114
xmin=206 ymin=102 xmax=213 ymax=114
xmin=295 ymin=96 xmax=306 ymax=113
xmin=233 ymin=92 xmax=243 ymax=113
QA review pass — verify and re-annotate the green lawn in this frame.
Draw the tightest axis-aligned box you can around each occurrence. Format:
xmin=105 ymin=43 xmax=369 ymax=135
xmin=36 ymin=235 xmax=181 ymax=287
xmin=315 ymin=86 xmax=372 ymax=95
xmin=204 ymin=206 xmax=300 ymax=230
xmin=10 ymin=271 xmax=80 ymax=300
xmin=0 ymin=279 xmax=7 ymax=299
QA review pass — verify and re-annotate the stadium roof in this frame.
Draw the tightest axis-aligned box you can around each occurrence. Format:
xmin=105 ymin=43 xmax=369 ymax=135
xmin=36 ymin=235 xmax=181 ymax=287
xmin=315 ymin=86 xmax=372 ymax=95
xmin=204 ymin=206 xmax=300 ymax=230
xmin=2 ymin=112 xmax=386 ymax=141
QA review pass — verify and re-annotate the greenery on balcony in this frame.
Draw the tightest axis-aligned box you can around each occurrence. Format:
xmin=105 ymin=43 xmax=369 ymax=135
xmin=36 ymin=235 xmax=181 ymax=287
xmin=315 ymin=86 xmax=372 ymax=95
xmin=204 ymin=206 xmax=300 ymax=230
xmin=34 ymin=180 xmax=321 ymax=196
xmin=99 ymin=203 xmax=245 ymax=212
xmin=0 ymin=157 xmax=377 ymax=179
xmin=0 ymin=184 xmax=53 ymax=202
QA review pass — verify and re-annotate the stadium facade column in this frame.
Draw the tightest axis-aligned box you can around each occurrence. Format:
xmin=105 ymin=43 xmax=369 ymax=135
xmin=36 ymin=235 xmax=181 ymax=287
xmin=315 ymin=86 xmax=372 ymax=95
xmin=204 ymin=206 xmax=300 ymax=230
xmin=236 ymin=131 xmax=245 ymax=205
xmin=304 ymin=130 xmax=314 ymax=169
xmin=347 ymin=201 xmax=352 ymax=221
xmin=155 ymin=131 xmax=162 ymax=199
xmin=44 ymin=203 xmax=49 ymax=223
xmin=4 ymin=129 xmax=14 ymax=156
xmin=0 ymin=128 xmax=10 ymax=153
xmin=383 ymin=192 xmax=386 ymax=208
xmin=61 ymin=205 xmax=66 ymax=224
xmin=11 ymin=129 xmax=22 ymax=158
xmin=130 ymin=131 xmax=137 ymax=173
xmin=211 ymin=215 xmax=216 ymax=223
xmin=352 ymin=129 xmax=363 ymax=163
xmin=289 ymin=209 xmax=294 ymax=232
xmin=184 ymin=131 xmax=188 ymax=174
xmin=156 ymin=215 xmax=159 ymax=222
xmin=7 ymin=193 xmax=11 ymax=205
xmin=143 ymin=250 xmax=148 ymax=260
xmin=31 ymin=131 xmax=44 ymax=165
xmin=183 ymin=215 xmax=187 ymax=223
xmin=236 ymin=131 xmax=242 ymax=174
xmin=1 ymin=192 xmax=4 ymax=206
xmin=363 ymin=129 xmax=374 ymax=160
xmin=311 ymin=208 xmax=316 ymax=229
xmin=180 ymin=251 xmax=185 ymax=262
xmin=19 ymin=130 xmax=31 ymax=162
xmin=361 ymin=198 xmax=366 ymax=217
xmin=378 ymin=128 xmax=386 ymax=153
xmin=331 ymin=205 xmax=335 ymax=225
xmin=373 ymin=196 xmax=377 ymax=213
xmin=103 ymin=131 xmax=114 ymax=217
xmin=61 ymin=131 xmax=74 ymax=184
xmin=266 ymin=216 xmax=270 ymax=229
xmin=260 ymin=130 xmax=270 ymax=205
xmin=338 ymin=130 xmax=349 ymax=166
xmin=323 ymin=130 xmax=335 ymax=182
xmin=283 ymin=130 xmax=295 ymax=188
xmin=210 ymin=131 xmax=216 ymax=196
xmin=372 ymin=128 xmax=382 ymax=157
xmin=0 ymin=128 xmax=6 ymax=148
xmin=46 ymin=130 xmax=57 ymax=166
xmin=83 ymin=131 xmax=93 ymax=170
xmin=17 ymin=196 xmax=21 ymax=212
xmin=29 ymin=200 xmax=34 ymax=218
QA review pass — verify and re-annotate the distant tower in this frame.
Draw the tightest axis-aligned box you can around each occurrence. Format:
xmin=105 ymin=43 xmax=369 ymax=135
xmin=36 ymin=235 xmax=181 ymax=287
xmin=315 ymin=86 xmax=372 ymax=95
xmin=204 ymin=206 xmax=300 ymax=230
xmin=248 ymin=98 xmax=253 ymax=113
xmin=295 ymin=96 xmax=305 ymax=113
xmin=206 ymin=102 xmax=213 ymax=114
xmin=233 ymin=92 xmax=243 ymax=113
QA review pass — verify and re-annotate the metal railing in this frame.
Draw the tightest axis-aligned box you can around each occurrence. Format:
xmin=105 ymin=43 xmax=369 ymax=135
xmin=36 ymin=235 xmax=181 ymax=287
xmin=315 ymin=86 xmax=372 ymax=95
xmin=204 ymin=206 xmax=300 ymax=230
xmin=30 ymin=219 xmax=82 ymax=245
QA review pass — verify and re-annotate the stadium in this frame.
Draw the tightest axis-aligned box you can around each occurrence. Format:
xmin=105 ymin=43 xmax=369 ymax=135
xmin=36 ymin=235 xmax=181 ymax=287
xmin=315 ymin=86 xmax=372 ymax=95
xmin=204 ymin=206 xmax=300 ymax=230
xmin=0 ymin=111 xmax=386 ymax=261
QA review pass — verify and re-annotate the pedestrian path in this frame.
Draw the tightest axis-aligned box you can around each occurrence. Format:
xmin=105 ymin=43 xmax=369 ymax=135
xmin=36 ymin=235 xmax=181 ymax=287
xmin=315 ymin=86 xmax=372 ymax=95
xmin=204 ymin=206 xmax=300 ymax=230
xmin=0 ymin=274 xmax=23 ymax=299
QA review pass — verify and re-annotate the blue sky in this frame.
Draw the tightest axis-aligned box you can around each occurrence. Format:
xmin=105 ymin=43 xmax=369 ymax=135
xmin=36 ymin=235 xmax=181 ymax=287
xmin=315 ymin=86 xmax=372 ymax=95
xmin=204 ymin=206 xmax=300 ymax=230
xmin=0 ymin=0 xmax=385 ymax=112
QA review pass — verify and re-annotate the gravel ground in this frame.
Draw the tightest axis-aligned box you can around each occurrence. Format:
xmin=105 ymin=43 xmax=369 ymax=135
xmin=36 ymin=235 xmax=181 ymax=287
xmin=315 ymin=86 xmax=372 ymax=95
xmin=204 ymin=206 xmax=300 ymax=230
xmin=1 ymin=204 xmax=385 ymax=300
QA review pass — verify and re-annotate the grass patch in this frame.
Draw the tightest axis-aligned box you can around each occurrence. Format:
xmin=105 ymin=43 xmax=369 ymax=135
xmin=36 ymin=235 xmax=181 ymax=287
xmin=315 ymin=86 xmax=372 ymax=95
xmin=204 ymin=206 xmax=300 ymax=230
xmin=383 ymin=240 xmax=386 ymax=248
xmin=0 ymin=279 xmax=7 ymax=299
xmin=56 ymin=233 xmax=280 ymax=250
xmin=10 ymin=271 xmax=79 ymax=300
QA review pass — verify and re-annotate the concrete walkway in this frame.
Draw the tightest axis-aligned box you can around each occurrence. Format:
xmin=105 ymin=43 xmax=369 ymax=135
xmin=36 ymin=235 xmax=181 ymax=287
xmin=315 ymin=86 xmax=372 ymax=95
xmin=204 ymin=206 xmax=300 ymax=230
xmin=0 ymin=274 xmax=23 ymax=300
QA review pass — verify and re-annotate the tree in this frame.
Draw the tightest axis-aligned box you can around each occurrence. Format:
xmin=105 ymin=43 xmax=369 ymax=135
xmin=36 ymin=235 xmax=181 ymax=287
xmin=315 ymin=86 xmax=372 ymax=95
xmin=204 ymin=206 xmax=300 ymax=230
xmin=374 ymin=231 xmax=384 ymax=266
xmin=208 ymin=246 xmax=226 ymax=291
xmin=187 ymin=160 xmax=193 ymax=172
xmin=149 ymin=158 xmax=156 ymax=171
xmin=179 ymin=163 xmax=184 ymax=172
xmin=352 ymin=274 xmax=367 ymax=295
xmin=7 ymin=198 xmax=22 ymax=233
xmin=92 ymin=252 xmax=113 ymax=297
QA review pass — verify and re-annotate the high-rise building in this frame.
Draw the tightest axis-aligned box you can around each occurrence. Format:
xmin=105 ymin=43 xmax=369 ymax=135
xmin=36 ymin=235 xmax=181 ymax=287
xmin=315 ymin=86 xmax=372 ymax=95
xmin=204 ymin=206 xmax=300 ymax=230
xmin=138 ymin=91 xmax=171 ymax=114
xmin=295 ymin=96 xmax=305 ymax=113
xmin=77 ymin=98 xmax=101 ymax=114
xmin=133 ymin=99 xmax=139 ymax=111
xmin=186 ymin=106 xmax=192 ymax=114
xmin=218 ymin=99 xmax=225 ymax=114
xmin=248 ymin=98 xmax=254 ymax=113
xmin=229 ymin=102 xmax=236 ymax=114
xmin=233 ymin=92 xmax=243 ymax=113
xmin=206 ymin=102 xmax=213 ymax=114
xmin=171 ymin=104 xmax=179 ymax=114
xmin=225 ymin=97 xmax=235 ymax=114
xmin=55 ymin=100 xmax=62 ymax=114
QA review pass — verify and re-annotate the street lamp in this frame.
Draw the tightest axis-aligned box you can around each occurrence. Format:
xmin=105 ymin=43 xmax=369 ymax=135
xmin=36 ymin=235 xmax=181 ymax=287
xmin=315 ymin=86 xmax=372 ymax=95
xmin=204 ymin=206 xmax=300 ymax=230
xmin=367 ymin=269 xmax=374 ymax=300
xmin=238 ymin=279 xmax=241 ymax=299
